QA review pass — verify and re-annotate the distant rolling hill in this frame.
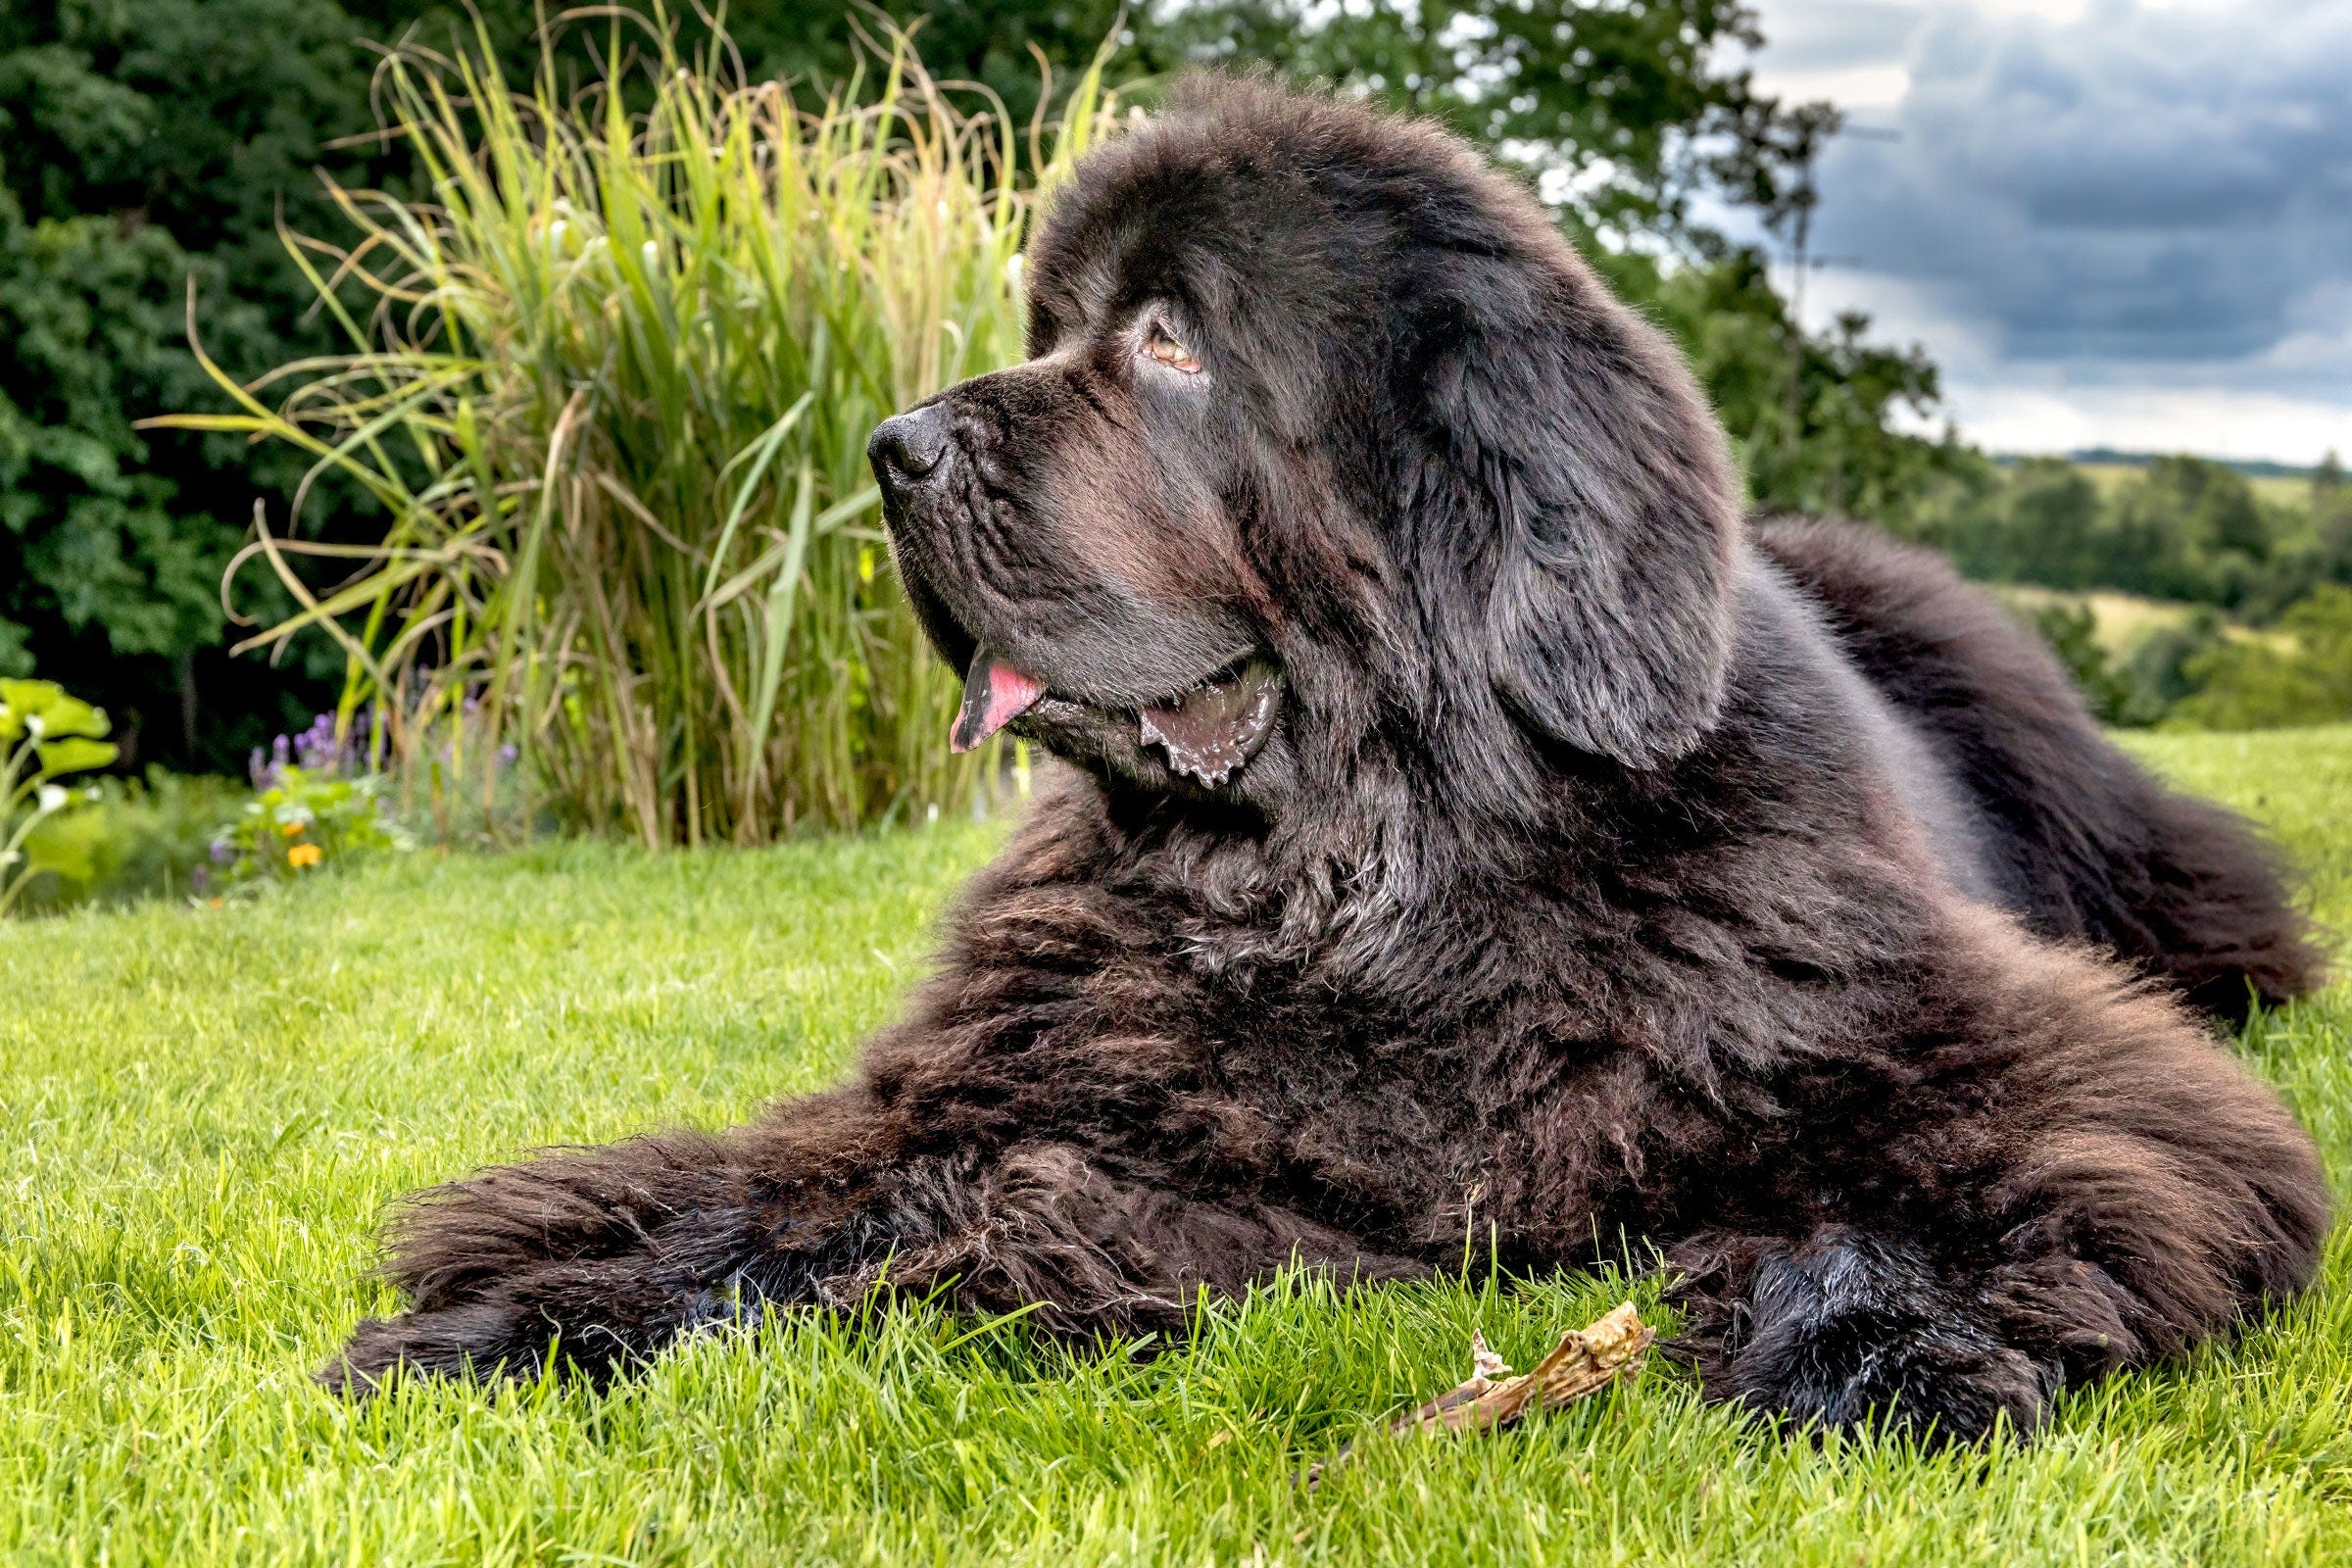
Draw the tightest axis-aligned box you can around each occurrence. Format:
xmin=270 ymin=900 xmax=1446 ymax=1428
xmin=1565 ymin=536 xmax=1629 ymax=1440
xmin=2063 ymin=448 xmax=2316 ymax=482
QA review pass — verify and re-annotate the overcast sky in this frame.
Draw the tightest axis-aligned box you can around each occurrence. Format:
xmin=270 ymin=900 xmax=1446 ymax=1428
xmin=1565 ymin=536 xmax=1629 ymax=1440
xmin=1724 ymin=0 xmax=2352 ymax=465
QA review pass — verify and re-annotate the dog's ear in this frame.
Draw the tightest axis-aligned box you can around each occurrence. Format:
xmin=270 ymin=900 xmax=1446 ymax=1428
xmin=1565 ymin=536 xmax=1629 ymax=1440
xmin=1408 ymin=247 xmax=1740 ymax=769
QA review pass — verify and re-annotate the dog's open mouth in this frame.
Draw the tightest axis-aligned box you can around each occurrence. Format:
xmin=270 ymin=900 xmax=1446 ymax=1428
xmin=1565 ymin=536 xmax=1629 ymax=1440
xmin=951 ymin=644 xmax=1283 ymax=787
xmin=1137 ymin=657 xmax=1285 ymax=786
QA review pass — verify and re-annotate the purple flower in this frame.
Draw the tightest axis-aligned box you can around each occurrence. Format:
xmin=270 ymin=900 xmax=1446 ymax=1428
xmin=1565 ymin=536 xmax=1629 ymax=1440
xmin=498 ymin=743 xmax=518 ymax=766
xmin=293 ymin=712 xmax=341 ymax=774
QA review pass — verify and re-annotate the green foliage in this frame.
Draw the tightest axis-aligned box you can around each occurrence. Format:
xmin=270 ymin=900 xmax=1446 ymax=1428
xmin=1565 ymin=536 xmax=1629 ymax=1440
xmin=2108 ymin=455 xmax=2273 ymax=602
xmin=9 ymin=766 xmax=246 ymax=912
xmin=1992 ymin=580 xmax=2352 ymax=735
xmin=1160 ymin=0 xmax=1781 ymax=237
xmin=3 ymin=731 xmax=2351 ymax=1562
xmin=3 ymin=0 xmax=1133 ymax=773
xmin=11 ymin=712 xmax=412 ymax=913
xmin=2121 ymin=608 xmax=2230 ymax=727
xmin=1981 ymin=458 xmax=2109 ymax=587
xmin=2251 ymin=453 xmax=2352 ymax=619
xmin=206 ymin=764 xmax=408 ymax=891
xmin=0 ymin=0 xmax=396 ymax=769
xmin=1619 ymin=245 xmax=1954 ymax=520
xmin=2020 ymin=601 xmax=2132 ymax=725
xmin=2170 ymin=585 xmax=2352 ymax=732
xmin=0 ymin=193 xmax=233 ymax=671
xmin=1925 ymin=453 xmax=2335 ymax=612
xmin=1914 ymin=454 xmax=2352 ymax=727
xmin=2009 ymin=595 xmax=2249 ymax=732
xmin=698 ymin=1 xmax=1145 ymax=149
xmin=0 ymin=676 xmax=119 ymax=914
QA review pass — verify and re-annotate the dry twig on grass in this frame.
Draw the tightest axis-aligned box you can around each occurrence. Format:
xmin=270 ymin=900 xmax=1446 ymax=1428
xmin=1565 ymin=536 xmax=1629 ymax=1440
xmin=1306 ymin=1302 xmax=1654 ymax=1488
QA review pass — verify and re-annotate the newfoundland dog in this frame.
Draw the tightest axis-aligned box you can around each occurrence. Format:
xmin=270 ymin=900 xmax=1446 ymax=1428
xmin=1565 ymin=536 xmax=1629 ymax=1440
xmin=329 ymin=80 xmax=2329 ymax=1444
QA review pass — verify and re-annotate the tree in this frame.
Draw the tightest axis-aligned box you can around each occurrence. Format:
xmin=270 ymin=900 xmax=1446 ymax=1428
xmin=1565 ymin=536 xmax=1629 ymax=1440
xmin=2124 ymin=610 xmax=2226 ymax=725
xmin=1618 ymin=243 xmax=1954 ymax=522
xmin=1157 ymin=0 xmax=1788 ymax=239
xmin=2311 ymin=449 xmax=2352 ymax=590
xmin=2106 ymin=457 xmax=2271 ymax=606
xmin=0 ymin=0 xmax=407 ymax=770
xmin=2000 ymin=460 xmax=2106 ymax=588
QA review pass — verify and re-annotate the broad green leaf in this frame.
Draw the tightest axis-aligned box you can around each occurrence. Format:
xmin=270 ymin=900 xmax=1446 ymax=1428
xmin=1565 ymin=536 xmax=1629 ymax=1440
xmin=0 ymin=678 xmax=63 ymax=718
xmin=35 ymin=738 xmax=120 ymax=776
xmin=30 ymin=695 xmax=110 ymax=740
xmin=22 ymin=811 xmax=99 ymax=882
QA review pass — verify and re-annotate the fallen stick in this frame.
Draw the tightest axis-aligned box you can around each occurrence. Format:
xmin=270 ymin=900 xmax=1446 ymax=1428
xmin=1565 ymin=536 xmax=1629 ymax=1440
xmin=1306 ymin=1301 xmax=1653 ymax=1488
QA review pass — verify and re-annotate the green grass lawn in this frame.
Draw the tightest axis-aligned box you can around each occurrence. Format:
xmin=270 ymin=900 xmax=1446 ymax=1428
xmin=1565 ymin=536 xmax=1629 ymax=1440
xmin=5 ymin=730 xmax=2351 ymax=1566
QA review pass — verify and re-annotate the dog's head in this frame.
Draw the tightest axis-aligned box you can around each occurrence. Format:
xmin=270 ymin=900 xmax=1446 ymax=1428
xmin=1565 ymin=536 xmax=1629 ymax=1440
xmin=871 ymin=78 xmax=1739 ymax=821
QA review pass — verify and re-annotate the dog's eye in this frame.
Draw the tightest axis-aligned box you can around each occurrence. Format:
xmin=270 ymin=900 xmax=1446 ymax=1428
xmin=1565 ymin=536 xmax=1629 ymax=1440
xmin=1145 ymin=323 xmax=1201 ymax=374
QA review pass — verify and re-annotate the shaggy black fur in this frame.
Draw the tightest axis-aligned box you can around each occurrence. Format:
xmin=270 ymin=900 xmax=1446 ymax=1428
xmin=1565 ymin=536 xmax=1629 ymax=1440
xmin=327 ymin=80 xmax=2330 ymax=1445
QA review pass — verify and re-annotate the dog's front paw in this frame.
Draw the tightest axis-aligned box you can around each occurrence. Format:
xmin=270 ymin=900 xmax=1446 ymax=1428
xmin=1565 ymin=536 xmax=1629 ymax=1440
xmin=1678 ymin=1228 xmax=2060 ymax=1445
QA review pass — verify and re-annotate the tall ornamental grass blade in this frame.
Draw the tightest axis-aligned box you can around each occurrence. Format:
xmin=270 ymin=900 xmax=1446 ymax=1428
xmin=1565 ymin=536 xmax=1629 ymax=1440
xmin=148 ymin=5 xmax=1114 ymax=845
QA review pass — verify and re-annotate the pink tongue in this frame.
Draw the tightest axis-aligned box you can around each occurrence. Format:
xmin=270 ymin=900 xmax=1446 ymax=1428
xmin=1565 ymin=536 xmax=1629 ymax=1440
xmin=951 ymin=651 xmax=1044 ymax=753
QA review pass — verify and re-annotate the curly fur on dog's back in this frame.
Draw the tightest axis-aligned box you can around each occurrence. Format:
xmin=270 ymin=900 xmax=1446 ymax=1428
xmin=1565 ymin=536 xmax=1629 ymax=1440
xmin=328 ymin=80 xmax=2329 ymax=1446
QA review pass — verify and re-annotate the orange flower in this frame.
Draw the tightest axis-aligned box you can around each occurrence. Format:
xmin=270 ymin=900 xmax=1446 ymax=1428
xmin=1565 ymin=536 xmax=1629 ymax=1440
xmin=287 ymin=843 xmax=323 ymax=869
xmin=280 ymin=820 xmax=306 ymax=837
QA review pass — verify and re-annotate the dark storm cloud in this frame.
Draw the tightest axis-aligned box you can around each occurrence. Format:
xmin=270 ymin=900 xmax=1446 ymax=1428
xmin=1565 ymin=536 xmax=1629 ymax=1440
xmin=1802 ymin=0 xmax=2352 ymax=378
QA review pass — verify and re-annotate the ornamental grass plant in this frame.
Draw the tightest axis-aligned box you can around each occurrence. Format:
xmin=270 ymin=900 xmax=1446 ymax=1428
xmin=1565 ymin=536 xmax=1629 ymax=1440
xmin=158 ymin=7 xmax=1112 ymax=845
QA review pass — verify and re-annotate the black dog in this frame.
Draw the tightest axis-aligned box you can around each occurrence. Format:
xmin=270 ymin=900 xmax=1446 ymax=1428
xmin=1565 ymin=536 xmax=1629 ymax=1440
xmin=330 ymin=80 xmax=2328 ymax=1443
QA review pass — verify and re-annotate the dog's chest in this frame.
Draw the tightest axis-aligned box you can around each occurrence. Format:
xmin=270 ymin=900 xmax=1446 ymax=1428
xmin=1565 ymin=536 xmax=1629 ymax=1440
xmin=1183 ymin=967 xmax=1630 ymax=1192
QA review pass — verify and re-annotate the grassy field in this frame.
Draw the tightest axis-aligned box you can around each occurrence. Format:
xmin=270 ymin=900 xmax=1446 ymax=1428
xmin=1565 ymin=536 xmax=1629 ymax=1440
xmin=4 ymin=730 xmax=2350 ymax=1566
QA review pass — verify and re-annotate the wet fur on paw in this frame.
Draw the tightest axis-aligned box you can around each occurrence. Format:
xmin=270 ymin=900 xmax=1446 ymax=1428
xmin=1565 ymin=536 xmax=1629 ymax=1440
xmin=1672 ymin=1230 xmax=2061 ymax=1444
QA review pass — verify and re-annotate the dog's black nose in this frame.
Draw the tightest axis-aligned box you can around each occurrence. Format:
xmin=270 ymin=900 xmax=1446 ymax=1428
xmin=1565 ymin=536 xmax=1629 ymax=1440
xmin=868 ymin=405 xmax=952 ymax=489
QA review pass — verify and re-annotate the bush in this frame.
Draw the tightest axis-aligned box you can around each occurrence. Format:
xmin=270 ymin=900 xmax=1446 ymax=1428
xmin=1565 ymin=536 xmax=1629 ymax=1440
xmin=159 ymin=12 xmax=1111 ymax=846
xmin=2121 ymin=611 xmax=2228 ymax=727
xmin=11 ymin=769 xmax=248 ymax=913
xmin=2022 ymin=601 xmax=2132 ymax=724
xmin=2169 ymin=584 xmax=2352 ymax=731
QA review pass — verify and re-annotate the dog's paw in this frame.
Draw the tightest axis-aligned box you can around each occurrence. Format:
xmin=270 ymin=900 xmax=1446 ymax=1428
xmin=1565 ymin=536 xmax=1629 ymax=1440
xmin=1680 ymin=1228 xmax=2060 ymax=1445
